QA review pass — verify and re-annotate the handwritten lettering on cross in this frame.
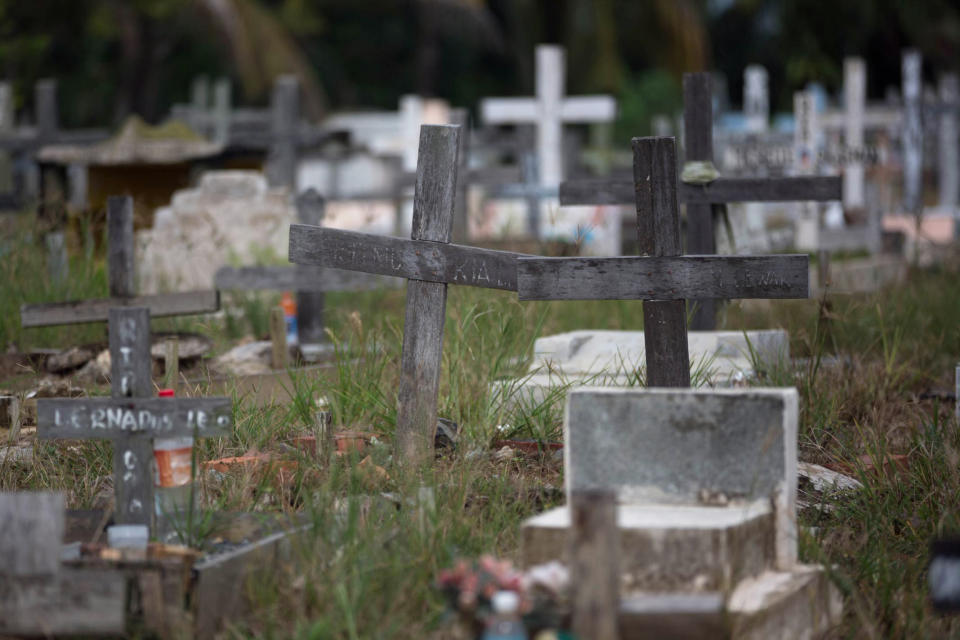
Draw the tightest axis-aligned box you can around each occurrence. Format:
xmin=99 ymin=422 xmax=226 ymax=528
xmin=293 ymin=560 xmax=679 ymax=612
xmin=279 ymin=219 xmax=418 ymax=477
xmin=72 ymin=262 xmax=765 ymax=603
xmin=22 ymin=194 xmax=231 ymax=531
xmin=518 ymin=136 xmax=809 ymax=387
xmin=37 ymin=307 xmax=233 ymax=530
xmin=560 ymin=73 xmax=838 ymax=330
xmin=289 ymin=124 xmax=530 ymax=463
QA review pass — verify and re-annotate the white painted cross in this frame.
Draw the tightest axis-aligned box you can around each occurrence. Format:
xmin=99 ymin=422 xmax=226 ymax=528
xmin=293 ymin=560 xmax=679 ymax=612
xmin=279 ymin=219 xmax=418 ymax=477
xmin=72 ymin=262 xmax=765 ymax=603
xmin=480 ymin=45 xmax=616 ymax=191
xmin=902 ymin=50 xmax=923 ymax=215
xmin=843 ymin=57 xmax=867 ymax=213
xmin=744 ymin=65 xmax=769 ymax=134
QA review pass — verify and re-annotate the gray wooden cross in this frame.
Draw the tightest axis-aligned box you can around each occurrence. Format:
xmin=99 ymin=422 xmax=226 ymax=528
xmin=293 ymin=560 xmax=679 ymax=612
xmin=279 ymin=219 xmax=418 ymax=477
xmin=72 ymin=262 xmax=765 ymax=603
xmin=560 ymin=73 xmax=837 ymax=331
xmin=289 ymin=124 xmax=527 ymax=463
xmin=20 ymin=195 xmax=231 ymax=531
xmin=518 ymin=136 xmax=809 ymax=387
xmin=214 ymin=189 xmax=389 ymax=344
xmin=37 ymin=306 xmax=233 ymax=530
xmin=20 ymin=196 xmax=219 ymax=328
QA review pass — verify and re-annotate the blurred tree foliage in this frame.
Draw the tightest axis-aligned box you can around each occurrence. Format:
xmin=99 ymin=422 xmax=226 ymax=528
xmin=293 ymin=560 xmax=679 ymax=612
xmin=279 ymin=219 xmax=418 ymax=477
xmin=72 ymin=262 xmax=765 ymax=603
xmin=0 ymin=0 xmax=955 ymax=134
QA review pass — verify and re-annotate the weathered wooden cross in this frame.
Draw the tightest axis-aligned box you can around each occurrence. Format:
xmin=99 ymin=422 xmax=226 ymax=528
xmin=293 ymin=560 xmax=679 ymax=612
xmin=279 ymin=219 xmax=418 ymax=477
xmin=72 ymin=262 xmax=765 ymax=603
xmin=560 ymin=73 xmax=837 ymax=330
xmin=290 ymin=124 xmax=526 ymax=463
xmin=214 ymin=189 xmax=389 ymax=344
xmin=20 ymin=195 xmax=232 ymax=531
xmin=36 ymin=305 xmax=233 ymax=530
xmin=519 ymin=136 xmax=809 ymax=387
xmin=20 ymin=196 xmax=219 ymax=327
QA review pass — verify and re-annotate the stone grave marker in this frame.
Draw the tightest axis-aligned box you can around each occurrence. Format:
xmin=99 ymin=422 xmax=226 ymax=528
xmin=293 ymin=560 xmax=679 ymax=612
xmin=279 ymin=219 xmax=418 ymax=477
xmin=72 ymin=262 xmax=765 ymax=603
xmin=481 ymin=44 xmax=616 ymax=230
xmin=289 ymin=124 xmax=529 ymax=462
xmin=0 ymin=491 xmax=126 ymax=635
xmin=560 ymin=73 xmax=838 ymax=330
xmin=214 ymin=189 xmax=390 ymax=346
xmin=37 ymin=307 xmax=233 ymax=529
xmin=521 ymin=387 xmax=841 ymax=638
xmin=21 ymin=196 xmax=219 ymax=327
xmin=521 ymin=136 xmax=809 ymax=387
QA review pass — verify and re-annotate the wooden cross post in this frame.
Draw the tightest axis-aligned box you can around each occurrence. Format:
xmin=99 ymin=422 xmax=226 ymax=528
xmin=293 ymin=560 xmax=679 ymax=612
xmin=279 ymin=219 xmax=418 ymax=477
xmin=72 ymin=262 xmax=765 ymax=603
xmin=560 ymin=72 xmax=838 ymax=330
xmin=21 ymin=196 xmax=219 ymax=327
xmin=214 ymin=189 xmax=388 ymax=345
xmin=290 ymin=125 xmax=529 ymax=463
xmin=519 ymin=137 xmax=809 ymax=387
xmin=19 ymin=195 xmax=231 ymax=532
xmin=36 ymin=306 xmax=233 ymax=529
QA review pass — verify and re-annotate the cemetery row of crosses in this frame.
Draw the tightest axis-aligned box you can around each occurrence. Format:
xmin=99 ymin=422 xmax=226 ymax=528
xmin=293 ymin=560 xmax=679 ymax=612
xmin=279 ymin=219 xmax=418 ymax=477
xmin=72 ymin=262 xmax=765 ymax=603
xmin=2 ymin=42 xmax=960 ymax=638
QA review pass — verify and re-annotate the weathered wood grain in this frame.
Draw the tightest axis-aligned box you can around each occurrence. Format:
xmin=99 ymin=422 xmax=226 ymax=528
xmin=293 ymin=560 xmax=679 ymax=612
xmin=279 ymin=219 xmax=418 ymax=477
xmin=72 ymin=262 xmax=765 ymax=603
xmin=109 ymin=307 xmax=153 ymax=525
xmin=570 ymin=491 xmax=619 ymax=640
xmin=107 ymin=195 xmax=135 ymax=298
xmin=0 ymin=567 xmax=126 ymax=636
xmin=296 ymin=189 xmax=327 ymax=343
xmin=0 ymin=491 xmax=64 ymax=577
xmin=0 ymin=491 xmax=127 ymax=635
xmin=213 ymin=264 xmax=388 ymax=292
xmin=266 ymin=75 xmax=298 ymax=189
xmin=396 ymin=125 xmax=459 ymax=464
xmin=21 ymin=290 xmax=220 ymax=327
xmin=634 ymin=136 xmax=691 ymax=388
xmin=289 ymin=226 xmax=524 ymax=291
xmin=559 ymin=175 xmax=843 ymax=206
xmin=684 ymin=73 xmax=717 ymax=329
xmin=37 ymin=396 xmax=233 ymax=439
xmin=517 ymin=255 xmax=809 ymax=300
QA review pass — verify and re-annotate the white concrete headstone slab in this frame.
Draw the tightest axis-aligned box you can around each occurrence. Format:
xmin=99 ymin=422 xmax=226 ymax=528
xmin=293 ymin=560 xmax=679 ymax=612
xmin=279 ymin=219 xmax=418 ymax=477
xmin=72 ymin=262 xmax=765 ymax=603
xmin=564 ymin=387 xmax=798 ymax=569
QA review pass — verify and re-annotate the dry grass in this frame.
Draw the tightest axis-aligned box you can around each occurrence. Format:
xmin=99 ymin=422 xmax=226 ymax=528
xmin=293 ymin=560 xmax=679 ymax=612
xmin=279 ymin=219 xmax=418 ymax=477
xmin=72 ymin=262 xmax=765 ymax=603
xmin=4 ymin=215 xmax=960 ymax=637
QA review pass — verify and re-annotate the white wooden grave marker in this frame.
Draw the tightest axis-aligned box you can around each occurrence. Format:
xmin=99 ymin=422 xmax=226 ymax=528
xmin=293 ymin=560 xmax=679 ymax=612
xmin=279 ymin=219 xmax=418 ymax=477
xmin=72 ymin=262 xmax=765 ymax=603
xmin=903 ymin=50 xmax=923 ymax=215
xmin=480 ymin=44 xmax=616 ymax=228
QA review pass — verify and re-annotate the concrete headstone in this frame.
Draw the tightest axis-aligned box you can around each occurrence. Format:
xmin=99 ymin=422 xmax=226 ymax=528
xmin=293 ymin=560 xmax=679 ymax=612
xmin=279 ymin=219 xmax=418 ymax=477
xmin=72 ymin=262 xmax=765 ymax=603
xmin=138 ymin=171 xmax=294 ymax=293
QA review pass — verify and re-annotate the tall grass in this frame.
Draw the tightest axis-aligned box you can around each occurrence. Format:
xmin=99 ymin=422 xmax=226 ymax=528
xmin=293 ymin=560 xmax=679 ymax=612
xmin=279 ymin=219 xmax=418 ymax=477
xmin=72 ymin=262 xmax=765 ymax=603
xmin=6 ymin=219 xmax=960 ymax=636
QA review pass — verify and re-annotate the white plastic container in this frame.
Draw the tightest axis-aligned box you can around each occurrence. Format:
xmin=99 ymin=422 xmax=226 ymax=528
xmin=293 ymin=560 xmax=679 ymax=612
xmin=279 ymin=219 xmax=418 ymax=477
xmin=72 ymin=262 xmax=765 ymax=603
xmin=107 ymin=524 xmax=149 ymax=550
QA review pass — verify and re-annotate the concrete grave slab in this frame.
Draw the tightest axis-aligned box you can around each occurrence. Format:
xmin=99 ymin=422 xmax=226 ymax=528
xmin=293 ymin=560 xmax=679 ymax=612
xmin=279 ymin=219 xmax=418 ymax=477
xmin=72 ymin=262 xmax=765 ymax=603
xmin=563 ymin=387 xmax=798 ymax=569
xmin=523 ymin=501 xmax=776 ymax=592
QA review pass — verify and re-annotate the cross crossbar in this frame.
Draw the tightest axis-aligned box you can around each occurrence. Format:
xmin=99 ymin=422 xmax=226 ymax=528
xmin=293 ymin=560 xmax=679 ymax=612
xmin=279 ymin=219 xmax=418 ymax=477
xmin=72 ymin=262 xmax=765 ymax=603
xmin=20 ymin=195 xmax=219 ymax=328
xmin=517 ymin=255 xmax=808 ymax=301
xmin=289 ymin=225 xmax=525 ymax=292
xmin=38 ymin=397 xmax=233 ymax=440
xmin=559 ymin=176 xmax=842 ymax=206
